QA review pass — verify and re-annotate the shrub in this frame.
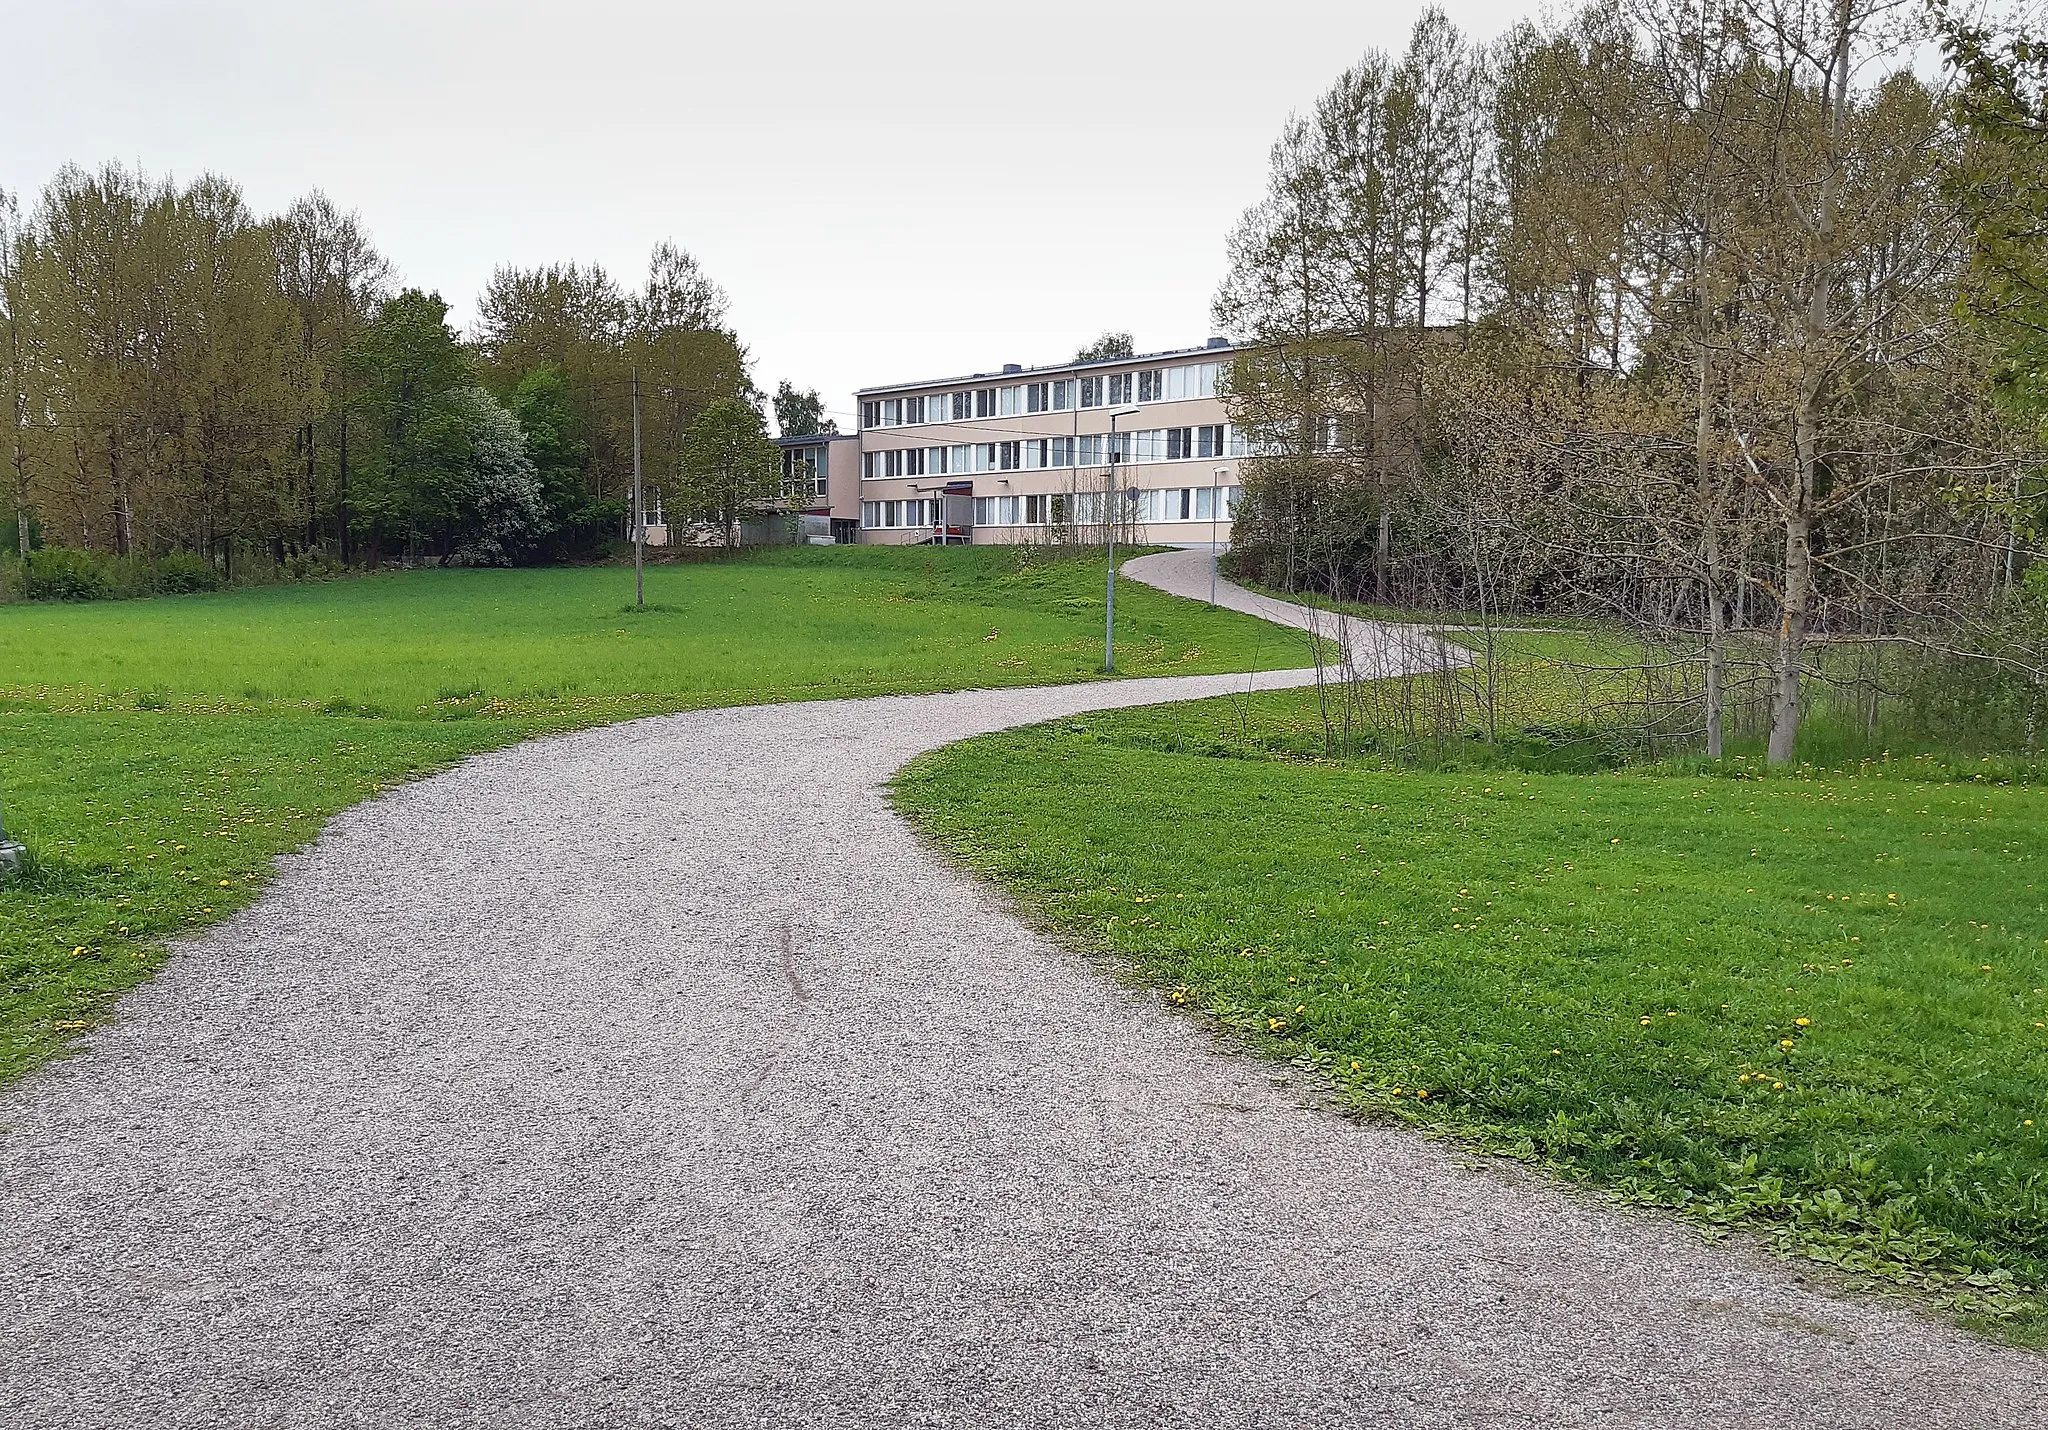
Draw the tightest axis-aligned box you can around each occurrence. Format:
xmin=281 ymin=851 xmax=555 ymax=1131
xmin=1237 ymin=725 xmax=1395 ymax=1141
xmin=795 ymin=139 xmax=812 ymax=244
xmin=21 ymin=548 xmax=112 ymax=602
xmin=151 ymin=551 xmax=224 ymax=594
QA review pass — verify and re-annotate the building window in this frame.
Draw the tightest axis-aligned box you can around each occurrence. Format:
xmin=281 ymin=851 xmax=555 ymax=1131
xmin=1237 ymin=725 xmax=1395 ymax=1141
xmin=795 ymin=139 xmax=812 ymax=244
xmin=1107 ymin=373 xmax=1132 ymax=405
xmin=997 ymin=385 xmax=1022 ymax=417
xmin=1198 ymin=424 xmax=1224 ymax=459
xmin=904 ymin=395 xmax=925 ymax=424
xmin=904 ymin=448 xmax=926 ymax=476
xmin=1025 ymin=493 xmax=1048 ymax=524
xmin=1027 ymin=382 xmax=1049 ymax=414
xmin=1051 ymin=436 xmax=1073 ymax=467
xmin=975 ymin=388 xmax=996 ymax=418
xmin=928 ymin=446 xmax=948 ymax=475
xmin=1166 ymin=427 xmax=1192 ymax=461
xmin=1078 ymin=434 xmax=1103 ymax=467
xmin=951 ymin=391 xmax=971 ymax=421
xmin=862 ymin=401 xmax=880 ymax=429
xmin=883 ymin=398 xmax=902 ymax=426
xmin=1051 ymin=380 xmax=1073 ymax=411
xmin=1078 ymin=375 xmax=1103 ymax=408
xmin=1136 ymin=370 xmax=1163 ymax=402
xmin=998 ymin=441 xmax=1021 ymax=471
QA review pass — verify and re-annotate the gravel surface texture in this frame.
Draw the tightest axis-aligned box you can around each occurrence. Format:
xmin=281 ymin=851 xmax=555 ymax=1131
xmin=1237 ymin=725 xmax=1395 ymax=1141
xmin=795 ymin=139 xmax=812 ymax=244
xmin=3 ymin=550 xmax=2039 ymax=1428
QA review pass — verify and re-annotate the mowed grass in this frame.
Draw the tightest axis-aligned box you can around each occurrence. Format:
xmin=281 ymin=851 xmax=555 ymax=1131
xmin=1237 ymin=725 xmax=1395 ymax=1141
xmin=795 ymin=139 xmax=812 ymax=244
xmin=0 ymin=546 xmax=1303 ymax=1084
xmin=0 ymin=546 xmax=1312 ymax=718
xmin=894 ymin=687 xmax=2048 ymax=1339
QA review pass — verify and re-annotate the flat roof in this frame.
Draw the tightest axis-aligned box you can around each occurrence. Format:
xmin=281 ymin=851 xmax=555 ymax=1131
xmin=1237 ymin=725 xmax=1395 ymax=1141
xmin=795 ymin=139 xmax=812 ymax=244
xmin=855 ymin=340 xmax=1236 ymax=398
xmin=773 ymin=431 xmax=859 ymax=446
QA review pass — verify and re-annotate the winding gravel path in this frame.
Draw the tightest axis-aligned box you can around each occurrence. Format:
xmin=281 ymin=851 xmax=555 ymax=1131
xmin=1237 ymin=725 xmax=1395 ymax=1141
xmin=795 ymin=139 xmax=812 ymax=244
xmin=2 ymin=552 xmax=2038 ymax=1428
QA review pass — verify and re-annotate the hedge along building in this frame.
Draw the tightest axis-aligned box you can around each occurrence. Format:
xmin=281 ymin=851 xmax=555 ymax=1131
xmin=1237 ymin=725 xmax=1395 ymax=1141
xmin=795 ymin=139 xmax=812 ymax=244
xmin=787 ymin=340 xmax=1250 ymax=548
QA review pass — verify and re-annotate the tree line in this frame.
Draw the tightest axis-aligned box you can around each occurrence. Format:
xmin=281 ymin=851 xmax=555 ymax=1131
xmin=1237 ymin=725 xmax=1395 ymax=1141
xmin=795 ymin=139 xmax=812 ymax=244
xmin=1216 ymin=0 xmax=2048 ymax=762
xmin=0 ymin=163 xmax=782 ymax=577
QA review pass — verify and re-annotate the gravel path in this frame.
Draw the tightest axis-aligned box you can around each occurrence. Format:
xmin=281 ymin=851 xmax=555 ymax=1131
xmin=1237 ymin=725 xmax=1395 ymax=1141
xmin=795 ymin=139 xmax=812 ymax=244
xmin=3 ymin=552 xmax=2038 ymax=1428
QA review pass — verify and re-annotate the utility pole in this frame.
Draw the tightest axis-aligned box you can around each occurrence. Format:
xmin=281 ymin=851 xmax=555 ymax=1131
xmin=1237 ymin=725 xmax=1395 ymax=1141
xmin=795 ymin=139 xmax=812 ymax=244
xmin=632 ymin=366 xmax=645 ymax=609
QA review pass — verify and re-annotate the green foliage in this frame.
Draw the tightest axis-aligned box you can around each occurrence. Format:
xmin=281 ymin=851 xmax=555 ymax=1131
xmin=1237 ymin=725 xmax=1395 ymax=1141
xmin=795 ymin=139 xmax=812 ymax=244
xmin=678 ymin=398 xmax=782 ymax=541
xmin=772 ymin=380 xmax=836 ymax=438
xmin=350 ymin=288 xmax=472 ymax=553
xmin=1074 ymin=331 xmax=1135 ymax=363
xmin=21 ymin=548 xmax=110 ymax=601
xmin=895 ymin=689 xmax=2048 ymax=1339
xmin=1943 ymin=9 xmax=2048 ymax=418
xmin=506 ymin=363 xmax=605 ymax=555
xmin=149 ymin=551 xmax=224 ymax=594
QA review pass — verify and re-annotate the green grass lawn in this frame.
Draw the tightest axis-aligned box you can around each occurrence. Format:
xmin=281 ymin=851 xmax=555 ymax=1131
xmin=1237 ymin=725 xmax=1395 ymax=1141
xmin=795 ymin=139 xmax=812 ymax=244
xmin=1 ymin=546 xmax=1301 ymax=1085
xmin=894 ymin=686 xmax=2048 ymax=1340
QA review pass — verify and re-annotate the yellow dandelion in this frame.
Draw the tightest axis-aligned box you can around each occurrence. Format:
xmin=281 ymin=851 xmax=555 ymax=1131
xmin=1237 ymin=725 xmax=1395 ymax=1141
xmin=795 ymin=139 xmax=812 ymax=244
xmin=1780 ymin=1038 xmax=1795 ymax=1050
xmin=1794 ymin=1017 xmax=1811 ymax=1028
xmin=1640 ymin=1016 xmax=1653 ymax=1026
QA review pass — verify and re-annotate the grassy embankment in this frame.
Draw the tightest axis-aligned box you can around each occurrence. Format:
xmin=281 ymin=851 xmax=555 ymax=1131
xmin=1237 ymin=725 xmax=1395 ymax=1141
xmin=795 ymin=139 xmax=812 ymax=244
xmin=894 ymin=653 xmax=2048 ymax=1342
xmin=0 ymin=545 xmax=1302 ymax=1085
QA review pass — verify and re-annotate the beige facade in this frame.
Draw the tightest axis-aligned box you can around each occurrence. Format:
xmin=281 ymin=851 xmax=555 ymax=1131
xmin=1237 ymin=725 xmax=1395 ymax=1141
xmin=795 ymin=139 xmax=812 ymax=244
xmin=777 ymin=433 xmax=864 ymax=542
xmin=848 ymin=341 xmax=1245 ymax=547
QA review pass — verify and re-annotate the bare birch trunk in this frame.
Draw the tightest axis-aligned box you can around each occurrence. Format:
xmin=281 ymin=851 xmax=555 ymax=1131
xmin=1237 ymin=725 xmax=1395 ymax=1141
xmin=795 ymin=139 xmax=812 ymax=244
xmin=1697 ymin=336 xmax=1725 ymax=759
xmin=1766 ymin=0 xmax=1852 ymax=768
xmin=1768 ymin=503 xmax=1812 ymax=764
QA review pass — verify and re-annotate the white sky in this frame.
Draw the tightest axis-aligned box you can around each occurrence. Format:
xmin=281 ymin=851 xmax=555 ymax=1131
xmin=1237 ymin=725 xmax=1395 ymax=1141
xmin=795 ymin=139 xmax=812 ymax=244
xmin=1 ymin=0 xmax=1523 ymax=430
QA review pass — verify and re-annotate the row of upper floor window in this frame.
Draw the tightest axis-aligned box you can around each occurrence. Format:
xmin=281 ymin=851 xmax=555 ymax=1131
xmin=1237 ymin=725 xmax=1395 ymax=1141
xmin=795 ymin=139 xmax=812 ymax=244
xmin=862 ymin=425 xmax=1242 ymax=478
xmin=860 ymin=361 xmax=1223 ymax=429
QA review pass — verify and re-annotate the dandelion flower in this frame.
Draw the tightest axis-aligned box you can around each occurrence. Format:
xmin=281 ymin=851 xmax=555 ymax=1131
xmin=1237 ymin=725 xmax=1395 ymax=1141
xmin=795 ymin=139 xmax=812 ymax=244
xmin=1794 ymin=1017 xmax=1811 ymax=1028
xmin=1640 ymin=1016 xmax=1653 ymax=1026
xmin=1780 ymin=1038 xmax=1795 ymax=1050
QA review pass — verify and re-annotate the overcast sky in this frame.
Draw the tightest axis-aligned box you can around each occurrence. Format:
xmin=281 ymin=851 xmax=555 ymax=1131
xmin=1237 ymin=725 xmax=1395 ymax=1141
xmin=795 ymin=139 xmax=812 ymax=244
xmin=2 ymin=0 xmax=1523 ymax=429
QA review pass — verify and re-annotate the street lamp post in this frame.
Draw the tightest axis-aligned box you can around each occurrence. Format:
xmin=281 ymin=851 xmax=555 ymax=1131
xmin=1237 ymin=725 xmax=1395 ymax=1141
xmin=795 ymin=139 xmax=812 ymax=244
xmin=1103 ymin=404 xmax=1141 ymax=673
xmin=1211 ymin=464 xmax=1230 ymax=607
xmin=631 ymin=367 xmax=644 ymax=609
